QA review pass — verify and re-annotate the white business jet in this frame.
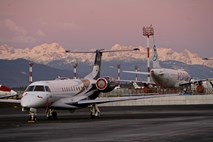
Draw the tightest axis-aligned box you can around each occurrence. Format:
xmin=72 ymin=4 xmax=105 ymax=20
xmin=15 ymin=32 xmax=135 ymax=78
xmin=123 ymin=45 xmax=191 ymax=88
xmin=0 ymin=49 xmax=176 ymax=122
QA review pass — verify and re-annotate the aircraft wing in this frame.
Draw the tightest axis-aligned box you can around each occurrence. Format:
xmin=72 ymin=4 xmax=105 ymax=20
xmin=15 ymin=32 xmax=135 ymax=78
xmin=121 ymin=70 xmax=156 ymax=85
xmin=0 ymin=94 xmax=19 ymax=99
xmin=118 ymin=79 xmax=155 ymax=85
xmin=0 ymin=99 xmax=21 ymax=103
xmin=76 ymin=94 xmax=178 ymax=105
xmin=0 ymin=99 xmax=21 ymax=107
xmin=179 ymin=78 xmax=213 ymax=86
xmin=123 ymin=70 xmax=149 ymax=75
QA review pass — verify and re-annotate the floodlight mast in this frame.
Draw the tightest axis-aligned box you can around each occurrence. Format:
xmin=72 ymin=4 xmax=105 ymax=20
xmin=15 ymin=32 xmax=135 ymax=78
xmin=143 ymin=25 xmax=154 ymax=82
xmin=29 ymin=62 xmax=34 ymax=84
xmin=73 ymin=63 xmax=78 ymax=79
xmin=135 ymin=65 xmax=138 ymax=82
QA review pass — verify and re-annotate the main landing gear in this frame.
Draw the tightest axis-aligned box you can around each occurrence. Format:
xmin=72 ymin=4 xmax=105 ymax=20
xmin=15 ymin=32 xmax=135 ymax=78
xmin=23 ymin=108 xmax=58 ymax=123
xmin=89 ymin=104 xmax=100 ymax=119
xmin=46 ymin=109 xmax=58 ymax=120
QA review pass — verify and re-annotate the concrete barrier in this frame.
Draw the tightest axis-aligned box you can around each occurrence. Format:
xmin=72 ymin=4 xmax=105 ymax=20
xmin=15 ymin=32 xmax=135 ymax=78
xmin=100 ymin=94 xmax=213 ymax=106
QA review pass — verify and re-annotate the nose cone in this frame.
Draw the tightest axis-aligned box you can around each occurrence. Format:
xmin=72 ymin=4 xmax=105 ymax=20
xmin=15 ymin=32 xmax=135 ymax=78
xmin=151 ymin=70 xmax=158 ymax=78
xmin=151 ymin=69 xmax=165 ymax=84
xmin=151 ymin=70 xmax=155 ymax=75
xmin=21 ymin=94 xmax=33 ymax=108
xmin=151 ymin=69 xmax=164 ymax=78
xmin=11 ymin=90 xmax=17 ymax=96
xmin=21 ymin=93 xmax=47 ymax=108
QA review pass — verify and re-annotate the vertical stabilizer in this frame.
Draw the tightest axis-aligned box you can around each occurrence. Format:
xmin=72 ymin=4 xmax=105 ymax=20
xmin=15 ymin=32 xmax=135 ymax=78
xmin=85 ymin=50 xmax=102 ymax=80
xmin=152 ymin=45 xmax=161 ymax=69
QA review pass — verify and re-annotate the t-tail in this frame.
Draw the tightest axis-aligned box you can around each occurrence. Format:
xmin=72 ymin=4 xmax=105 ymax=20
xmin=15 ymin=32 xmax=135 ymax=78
xmin=85 ymin=48 xmax=139 ymax=80
xmin=66 ymin=48 xmax=139 ymax=80
xmin=152 ymin=44 xmax=161 ymax=69
xmin=85 ymin=50 xmax=103 ymax=80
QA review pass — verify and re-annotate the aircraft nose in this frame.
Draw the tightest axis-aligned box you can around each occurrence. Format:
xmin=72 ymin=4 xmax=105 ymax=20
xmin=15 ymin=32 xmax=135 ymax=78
xmin=151 ymin=70 xmax=156 ymax=76
xmin=21 ymin=93 xmax=47 ymax=108
xmin=11 ymin=90 xmax=17 ymax=96
xmin=21 ymin=94 xmax=33 ymax=108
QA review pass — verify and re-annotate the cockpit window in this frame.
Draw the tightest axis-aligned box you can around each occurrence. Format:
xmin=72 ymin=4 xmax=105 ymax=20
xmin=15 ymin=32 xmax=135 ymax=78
xmin=34 ymin=86 xmax=45 ymax=91
xmin=45 ymin=86 xmax=51 ymax=92
xmin=25 ymin=86 xmax=35 ymax=91
xmin=25 ymin=85 xmax=51 ymax=92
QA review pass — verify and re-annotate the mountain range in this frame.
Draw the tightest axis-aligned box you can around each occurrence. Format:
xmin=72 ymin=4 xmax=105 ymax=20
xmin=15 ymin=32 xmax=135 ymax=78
xmin=0 ymin=43 xmax=213 ymax=67
xmin=0 ymin=43 xmax=212 ymax=87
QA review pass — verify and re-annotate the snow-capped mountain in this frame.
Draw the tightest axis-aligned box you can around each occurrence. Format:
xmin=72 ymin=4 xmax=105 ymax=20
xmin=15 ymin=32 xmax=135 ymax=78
xmin=1 ymin=43 xmax=213 ymax=87
xmin=0 ymin=43 xmax=212 ymax=67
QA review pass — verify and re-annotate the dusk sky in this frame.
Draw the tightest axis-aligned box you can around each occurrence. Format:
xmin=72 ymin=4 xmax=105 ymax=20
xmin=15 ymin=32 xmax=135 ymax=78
xmin=0 ymin=0 xmax=213 ymax=57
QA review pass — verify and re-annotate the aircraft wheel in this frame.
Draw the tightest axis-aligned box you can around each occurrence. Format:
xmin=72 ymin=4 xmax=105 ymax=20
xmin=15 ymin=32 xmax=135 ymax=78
xmin=91 ymin=113 xmax=95 ymax=119
xmin=52 ymin=111 xmax=58 ymax=120
xmin=28 ymin=116 xmax=37 ymax=122
xmin=47 ymin=115 xmax=53 ymax=120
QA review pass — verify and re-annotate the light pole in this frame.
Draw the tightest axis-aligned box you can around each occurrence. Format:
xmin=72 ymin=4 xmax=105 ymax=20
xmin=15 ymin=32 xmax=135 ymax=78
xmin=29 ymin=62 xmax=34 ymax=84
xmin=135 ymin=65 xmax=138 ymax=82
xmin=73 ymin=63 xmax=78 ymax=79
xmin=143 ymin=25 xmax=154 ymax=82
xmin=117 ymin=64 xmax=120 ymax=88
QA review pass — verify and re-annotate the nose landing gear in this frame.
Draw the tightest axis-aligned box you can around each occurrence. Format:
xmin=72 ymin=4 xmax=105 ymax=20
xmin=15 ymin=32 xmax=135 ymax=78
xmin=27 ymin=108 xmax=37 ymax=123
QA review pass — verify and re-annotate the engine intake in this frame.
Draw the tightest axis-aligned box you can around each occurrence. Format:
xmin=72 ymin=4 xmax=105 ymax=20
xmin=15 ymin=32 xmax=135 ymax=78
xmin=96 ymin=76 xmax=116 ymax=92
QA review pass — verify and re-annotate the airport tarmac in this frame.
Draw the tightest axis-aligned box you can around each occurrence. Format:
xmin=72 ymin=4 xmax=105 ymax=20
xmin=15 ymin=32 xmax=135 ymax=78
xmin=0 ymin=105 xmax=213 ymax=142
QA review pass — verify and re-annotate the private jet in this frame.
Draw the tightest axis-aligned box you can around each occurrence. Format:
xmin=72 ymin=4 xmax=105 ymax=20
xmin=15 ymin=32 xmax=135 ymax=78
xmin=123 ymin=45 xmax=191 ymax=88
xmin=123 ymin=43 xmax=212 ymax=93
xmin=0 ymin=49 xmax=176 ymax=122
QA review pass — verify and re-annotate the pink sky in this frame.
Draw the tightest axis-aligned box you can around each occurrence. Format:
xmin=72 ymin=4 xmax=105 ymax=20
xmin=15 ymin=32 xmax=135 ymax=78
xmin=0 ymin=0 xmax=213 ymax=57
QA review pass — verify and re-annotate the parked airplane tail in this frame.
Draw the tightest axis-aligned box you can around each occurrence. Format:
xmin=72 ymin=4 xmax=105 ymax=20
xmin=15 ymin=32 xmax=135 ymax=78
xmin=66 ymin=49 xmax=103 ymax=80
xmin=152 ymin=44 xmax=161 ymax=69
xmin=67 ymin=48 xmax=139 ymax=80
xmin=85 ymin=50 xmax=103 ymax=80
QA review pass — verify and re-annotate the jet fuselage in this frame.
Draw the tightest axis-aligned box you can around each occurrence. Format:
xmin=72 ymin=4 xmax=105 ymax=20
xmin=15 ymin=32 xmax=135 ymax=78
xmin=151 ymin=68 xmax=191 ymax=88
xmin=21 ymin=78 xmax=97 ymax=109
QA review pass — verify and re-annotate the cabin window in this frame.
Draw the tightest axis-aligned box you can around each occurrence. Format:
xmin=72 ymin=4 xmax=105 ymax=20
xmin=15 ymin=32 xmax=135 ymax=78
xmin=34 ymin=85 xmax=45 ymax=91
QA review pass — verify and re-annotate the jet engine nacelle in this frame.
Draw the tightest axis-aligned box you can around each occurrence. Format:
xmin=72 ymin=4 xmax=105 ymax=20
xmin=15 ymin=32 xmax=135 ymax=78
xmin=96 ymin=76 xmax=116 ymax=92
